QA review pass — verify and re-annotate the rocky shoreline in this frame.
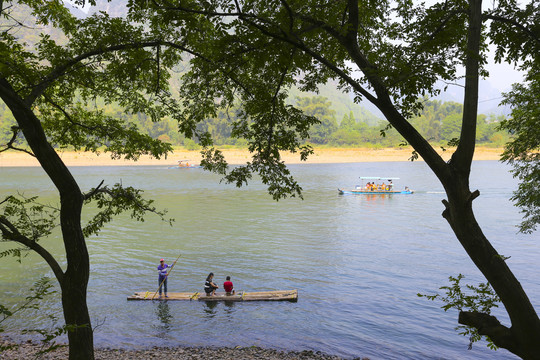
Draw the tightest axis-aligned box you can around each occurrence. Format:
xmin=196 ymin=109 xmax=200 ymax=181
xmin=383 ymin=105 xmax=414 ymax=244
xmin=0 ymin=340 xmax=366 ymax=360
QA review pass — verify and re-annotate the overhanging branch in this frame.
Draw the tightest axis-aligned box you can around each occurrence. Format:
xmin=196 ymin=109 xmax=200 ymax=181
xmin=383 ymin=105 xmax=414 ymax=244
xmin=84 ymin=185 xmax=157 ymax=214
xmin=483 ymin=13 xmax=540 ymax=45
xmin=0 ymin=126 xmax=35 ymax=157
xmin=459 ymin=311 xmax=518 ymax=354
xmin=24 ymin=40 xmax=201 ymax=106
xmin=82 ymin=180 xmax=105 ymax=200
xmin=0 ymin=216 xmax=64 ymax=282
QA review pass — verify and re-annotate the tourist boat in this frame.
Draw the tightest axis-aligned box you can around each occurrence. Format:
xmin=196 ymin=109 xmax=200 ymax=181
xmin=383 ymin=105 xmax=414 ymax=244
xmin=127 ymin=289 xmax=298 ymax=302
xmin=168 ymin=160 xmax=201 ymax=169
xmin=338 ymin=177 xmax=414 ymax=195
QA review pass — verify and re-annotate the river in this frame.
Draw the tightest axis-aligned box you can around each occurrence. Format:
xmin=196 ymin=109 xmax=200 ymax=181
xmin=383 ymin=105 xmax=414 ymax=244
xmin=0 ymin=160 xmax=538 ymax=359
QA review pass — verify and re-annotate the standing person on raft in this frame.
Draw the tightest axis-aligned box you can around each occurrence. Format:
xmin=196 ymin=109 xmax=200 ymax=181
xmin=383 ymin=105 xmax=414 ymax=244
xmin=204 ymin=272 xmax=219 ymax=296
xmin=157 ymin=259 xmax=169 ymax=298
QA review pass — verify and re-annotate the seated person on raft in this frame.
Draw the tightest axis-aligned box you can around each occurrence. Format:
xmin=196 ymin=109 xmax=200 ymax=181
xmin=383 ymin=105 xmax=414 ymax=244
xmin=223 ymin=276 xmax=235 ymax=295
xmin=204 ymin=272 xmax=219 ymax=296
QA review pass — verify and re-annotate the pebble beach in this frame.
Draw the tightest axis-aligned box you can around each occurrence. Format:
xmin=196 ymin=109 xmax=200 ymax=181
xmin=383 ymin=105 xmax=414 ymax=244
xmin=0 ymin=340 xmax=365 ymax=359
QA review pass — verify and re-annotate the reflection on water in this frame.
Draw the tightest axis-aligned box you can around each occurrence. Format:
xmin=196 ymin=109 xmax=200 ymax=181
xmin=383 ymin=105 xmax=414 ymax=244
xmin=156 ymin=302 xmax=172 ymax=326
xmin=153 ymin=301 xmax=173 ymax=339
xmin=0 ymin=162 xmax=538 ymax=360
xmin=203 ymin=301 xmax=218 ymax=318
xmin=223 ymin=301 xmax=236 ymax=314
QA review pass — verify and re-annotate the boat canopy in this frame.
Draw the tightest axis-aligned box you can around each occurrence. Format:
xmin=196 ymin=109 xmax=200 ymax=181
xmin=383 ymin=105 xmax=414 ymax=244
xmin=360 ymin=177 xmax=400 ymax=180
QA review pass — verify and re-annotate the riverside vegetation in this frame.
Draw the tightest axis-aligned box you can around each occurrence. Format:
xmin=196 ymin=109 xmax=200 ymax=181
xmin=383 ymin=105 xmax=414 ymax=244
xmin=0 ymin=96 xmax=511 ymax=150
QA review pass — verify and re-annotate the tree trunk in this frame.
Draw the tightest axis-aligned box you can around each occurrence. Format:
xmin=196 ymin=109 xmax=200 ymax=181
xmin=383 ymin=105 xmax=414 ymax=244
xmin=0 ymin=79 xmax=95 ymax=359
xmin=441 ymin=169 xmax=540 ymax=359
xmin=61 ymin=273 xmax=94 ymax=360
xmin=58 ymin=186 xmax=94 ymax=360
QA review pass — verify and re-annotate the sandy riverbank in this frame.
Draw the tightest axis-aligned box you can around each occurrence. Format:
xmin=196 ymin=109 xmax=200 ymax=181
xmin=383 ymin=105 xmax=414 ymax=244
xmin=0 ymin=147 xmax=503 ymax=167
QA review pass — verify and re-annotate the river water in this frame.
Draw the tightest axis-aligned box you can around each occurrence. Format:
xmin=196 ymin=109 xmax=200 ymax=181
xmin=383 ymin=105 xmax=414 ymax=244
xmin=0 ymin=160 xmax=538 ymax=359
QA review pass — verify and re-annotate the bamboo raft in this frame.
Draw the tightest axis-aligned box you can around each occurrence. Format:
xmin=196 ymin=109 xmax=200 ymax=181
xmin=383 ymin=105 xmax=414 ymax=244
xmin=127 ymin=289 xmax=298 ymax=302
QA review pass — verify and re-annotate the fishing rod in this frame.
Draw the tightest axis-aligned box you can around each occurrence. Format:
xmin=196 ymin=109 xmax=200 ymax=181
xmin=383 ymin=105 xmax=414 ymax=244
xmin=152 ymin=253 xmax=181 ymax=300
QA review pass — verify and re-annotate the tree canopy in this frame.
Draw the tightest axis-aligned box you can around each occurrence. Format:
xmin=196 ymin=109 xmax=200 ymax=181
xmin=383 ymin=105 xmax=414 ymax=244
xmin=1 ymin=0 xmax=539 ymax=359
xmin=124 ymin=0 xmax=539 ymax=357
xmin=1 ymin=1 xmax=181 ymax=358
xmin=500 ymin=66 xmax=540 ymax=234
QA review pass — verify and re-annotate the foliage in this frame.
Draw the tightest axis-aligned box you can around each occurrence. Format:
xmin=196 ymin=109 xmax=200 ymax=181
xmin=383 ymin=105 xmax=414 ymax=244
xmin=0 ymin=276 xmax=87 ymax=356
xmin=295 ymin=96 xmax=334 ymax=144
xmin=0 ymin=93 xmax=512 ymax=149
xmin=83 ymin=183 xmax=173 ymax=237
xmin=0 ymin=195 xmax=59 ymax=262
xmin=123 ymin=0 xmax=539 ymax=356
xmin=490 ymin=0 xmax=540 ymax=234
xmin=1 ymin=0 xmax=538 ymax=357
xmin=22 ymin=318 xmax=87 ymax=357
xmin=41 ymin=105 xmax=173 ymax=161
xmin=418 ymin=274 xmax=501 ymax=350
xmin=288 ymin=79 xmax=381 ymax=126
xmin=0 ymin=2 xmax=185 ymax=357
xmin=0 ymin=277 xmax=55 ymax=353
xmin=0 ymin=2 xmax=179 ymax=159
xmin=499 ymin=66 xmax=540 ymax=234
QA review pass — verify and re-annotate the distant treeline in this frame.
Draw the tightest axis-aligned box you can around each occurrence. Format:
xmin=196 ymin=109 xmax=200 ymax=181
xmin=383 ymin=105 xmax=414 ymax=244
xmin=0 ymin=96 xmax=510 ymax=150
xmin=292 ymin=96 xmax=509 ymax=148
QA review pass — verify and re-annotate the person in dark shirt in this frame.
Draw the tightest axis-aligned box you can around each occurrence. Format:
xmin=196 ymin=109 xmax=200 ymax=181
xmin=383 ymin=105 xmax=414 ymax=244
xmin=204 ymin=272 xmax=219 ymax=296
xmin=223 ymin=276 xmax=235 ymax=295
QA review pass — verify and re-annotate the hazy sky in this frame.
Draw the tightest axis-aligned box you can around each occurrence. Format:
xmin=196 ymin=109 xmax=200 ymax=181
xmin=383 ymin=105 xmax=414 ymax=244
xmin=484 ymin=58 xmax=524 ymax=92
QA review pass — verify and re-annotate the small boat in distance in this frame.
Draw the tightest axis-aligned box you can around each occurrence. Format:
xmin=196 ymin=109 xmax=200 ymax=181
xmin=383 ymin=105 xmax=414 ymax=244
xmin=168 ymin=160 xmax=202 ymax=169
xmin=338 ymin=177 xmax=414 ymax=195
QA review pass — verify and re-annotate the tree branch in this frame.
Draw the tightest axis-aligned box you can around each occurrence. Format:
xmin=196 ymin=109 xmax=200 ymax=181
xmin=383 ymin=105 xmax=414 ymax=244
xmin=293 ymin=10 xmax=346 ymax=41
xmin=459 ymin=311 xmax=518 ymax=354
xmin=345 ymin=0 xmax=359 ymax=43
xmin=390 ymin=9 xmax=467 ymax=87
xmin=293 ymin=2 xmax=447 ymax=178
xmin=279 ymin=0 xmax=294 ymax=33
xmin=264 ymin=49 xmax=295 ymax=158
xmin=0 ymin=196 xmax=13 ymax=206
xmin=0 ymin=126 xmax=36 ymax=157
xmin=24 ymin=40 xmax=201 ymax=106
xmin=164 ymin=1 xmax=378 ymax=104
xmin=82 ymin=180 xmax=105 ymax=200
xmin=236 ymin=10 xmax=379 ymax=105
xmin=441 ymin=198 xmax=451 ymax=220
xmin=165 ymin=1 xmax=450 ymax=179
xmin=43 ymin=95 xmax=99 ymax=132
xmin=467 ymin=189 xmax=480 ymax=204
xmin=483 ymin=13 xmax=540 ymax=45
xmin=0 ymin=216 xmax=64 ymax=283
xmin=452 ymin=0 xmax=482 ymax=173
xmin=84 ymin=186 xmax=157 ymax=214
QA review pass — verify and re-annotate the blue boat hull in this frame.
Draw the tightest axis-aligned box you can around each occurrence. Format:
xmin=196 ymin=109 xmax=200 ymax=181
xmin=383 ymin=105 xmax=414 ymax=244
xmin=167 ymin=165 xmax=202 ymax=169
xmin=338 ymin=188 xmax=414 ymax=195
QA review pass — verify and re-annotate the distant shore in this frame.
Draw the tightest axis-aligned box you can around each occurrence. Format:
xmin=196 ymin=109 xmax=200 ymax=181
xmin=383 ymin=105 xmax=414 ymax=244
xmin=0 ymin=147 xmax=503 ymax=167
